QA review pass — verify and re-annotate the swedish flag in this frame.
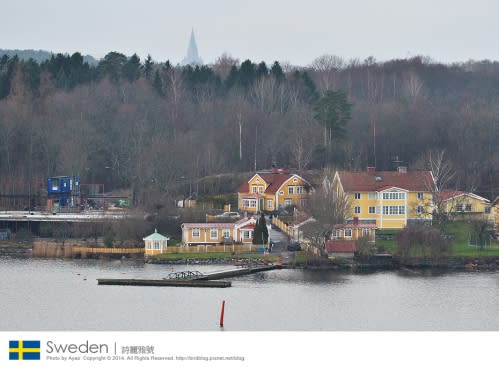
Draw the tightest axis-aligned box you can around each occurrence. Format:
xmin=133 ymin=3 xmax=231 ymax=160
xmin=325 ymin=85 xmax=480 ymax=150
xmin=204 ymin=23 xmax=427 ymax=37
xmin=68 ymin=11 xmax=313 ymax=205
xmin=9 ymin=340 xmax=41 ymax=360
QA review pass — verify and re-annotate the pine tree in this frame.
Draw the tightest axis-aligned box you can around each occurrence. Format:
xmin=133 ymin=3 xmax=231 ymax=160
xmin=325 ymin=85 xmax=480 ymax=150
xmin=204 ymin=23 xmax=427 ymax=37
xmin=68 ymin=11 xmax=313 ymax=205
xmin=152 ymin=70 xmax=164 ymax=97
xmin=144 ymin=54 xmax=153 ymax=80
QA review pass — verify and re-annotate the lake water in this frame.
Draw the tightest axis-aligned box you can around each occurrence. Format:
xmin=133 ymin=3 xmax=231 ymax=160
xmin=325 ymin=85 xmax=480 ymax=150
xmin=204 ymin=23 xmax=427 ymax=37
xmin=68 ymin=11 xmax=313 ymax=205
xmin=1 ymin=257 xmax=499 ymax=331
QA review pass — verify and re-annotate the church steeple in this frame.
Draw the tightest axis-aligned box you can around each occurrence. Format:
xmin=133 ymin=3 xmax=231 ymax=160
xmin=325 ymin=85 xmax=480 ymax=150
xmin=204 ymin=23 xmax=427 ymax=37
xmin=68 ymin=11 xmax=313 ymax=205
xmin=181 ymin=29 xmax=203 ymax=66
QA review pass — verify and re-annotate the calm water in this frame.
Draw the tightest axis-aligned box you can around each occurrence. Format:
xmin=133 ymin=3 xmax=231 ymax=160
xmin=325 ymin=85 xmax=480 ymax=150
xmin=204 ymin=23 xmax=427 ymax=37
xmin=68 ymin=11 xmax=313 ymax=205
xmin=1 ymin=257 xmax=499 ymax=331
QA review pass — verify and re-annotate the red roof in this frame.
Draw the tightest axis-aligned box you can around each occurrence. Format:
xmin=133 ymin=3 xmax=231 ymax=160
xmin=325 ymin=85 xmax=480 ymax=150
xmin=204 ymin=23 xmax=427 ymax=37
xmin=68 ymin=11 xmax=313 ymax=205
xmin=337 ymin=170 xmax=434 ymax=192
xmin=238 ymin=173 xmax=304 ymax=195
xmin=325 ymin=240 xmax=356 ymax=253
xmin=439 ymin=190 xmax=465 ymax=201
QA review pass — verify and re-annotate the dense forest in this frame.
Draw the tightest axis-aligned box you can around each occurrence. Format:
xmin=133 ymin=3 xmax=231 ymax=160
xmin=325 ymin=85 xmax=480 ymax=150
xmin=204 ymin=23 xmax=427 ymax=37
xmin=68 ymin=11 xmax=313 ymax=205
xmin=0 ymin=51 xmax=498 ymax=210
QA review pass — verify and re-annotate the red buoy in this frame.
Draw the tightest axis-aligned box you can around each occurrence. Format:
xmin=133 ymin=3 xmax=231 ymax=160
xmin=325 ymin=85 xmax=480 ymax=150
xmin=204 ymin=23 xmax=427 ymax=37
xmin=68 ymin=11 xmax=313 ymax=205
xmin=219 ymin=300 xmax=225 ymax=327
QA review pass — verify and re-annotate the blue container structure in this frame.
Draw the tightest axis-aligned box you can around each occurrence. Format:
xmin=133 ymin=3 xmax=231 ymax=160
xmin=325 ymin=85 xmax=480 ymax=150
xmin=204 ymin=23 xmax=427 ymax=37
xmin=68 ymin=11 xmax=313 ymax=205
xmin=47 ymin=176 xmax=80 ymax=209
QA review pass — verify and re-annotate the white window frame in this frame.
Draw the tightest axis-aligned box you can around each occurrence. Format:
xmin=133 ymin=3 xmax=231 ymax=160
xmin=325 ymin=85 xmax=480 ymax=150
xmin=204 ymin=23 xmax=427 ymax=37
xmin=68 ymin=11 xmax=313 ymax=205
xmin=417 ymin=206 xmax=424 ymax=215
xmin=354 ymin=193 xmax=361 ymax=199
xmin=368 ymin=206 xmax=376 ymax=214
xmin=192 ymin=228 xmax=200 ymax=238
xmin=222 ymin=229 xmax=230 ymax=238
xmin=267 ymin=199 xmax=273 ymax=209
xmin=456 ymin=204 xmax=463 ymax=212
xmin=354 ymin=206 xmax=361 ymax=214
xmin=368 ymin=192 xmax=377 ymax=200
xmin=345 ymin=229 xmax=352 ymax=238
xmin=332 ymin=229 xmax=340 ymax=239
xmin=288 ymin=186 xmax=294 ymax=195
xmin=296 ymin=186 xmax=304 ymax=194
xmin=153 ymin=241 xmax=160 ymax=250
xmin=210 ymin=228 xmax=218 ymax=240
xmin=284 ymin=199 xmax=293 ymax=207
xmin=465 ymin=204 xmax=472 ymax=212
xmin=258 ymin=186 xmax=264 ymax=193
xmin=252 ymin=185 xmax=257 ymax=193
xmin=249 ymin=199 xmax=257 ymax=208
xmin=362 ymin=228 xmax=370 ymax=236
xmin=417 ymin=192 xmax=424 ymax=200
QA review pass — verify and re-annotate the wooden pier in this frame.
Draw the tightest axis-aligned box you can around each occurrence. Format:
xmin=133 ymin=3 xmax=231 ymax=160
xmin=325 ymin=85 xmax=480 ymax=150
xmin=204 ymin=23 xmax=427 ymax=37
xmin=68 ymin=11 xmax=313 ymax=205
xmin=97 ymin=278 xmax=231 ymax=288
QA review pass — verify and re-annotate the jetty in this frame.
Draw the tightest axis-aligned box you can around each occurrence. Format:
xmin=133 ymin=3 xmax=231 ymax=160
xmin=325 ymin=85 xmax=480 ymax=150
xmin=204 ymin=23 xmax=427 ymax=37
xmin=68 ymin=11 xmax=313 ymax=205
xmin=97 ymin=278 xmax=231 ymax=288
xmin=195 ymin=264 xmax=280 ymax=280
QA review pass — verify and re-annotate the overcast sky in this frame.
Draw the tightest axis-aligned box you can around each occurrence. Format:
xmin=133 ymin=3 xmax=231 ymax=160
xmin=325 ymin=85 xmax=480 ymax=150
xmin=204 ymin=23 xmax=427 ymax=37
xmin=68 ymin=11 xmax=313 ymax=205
xmin=2 ymin=0 xmax=498 ymax=66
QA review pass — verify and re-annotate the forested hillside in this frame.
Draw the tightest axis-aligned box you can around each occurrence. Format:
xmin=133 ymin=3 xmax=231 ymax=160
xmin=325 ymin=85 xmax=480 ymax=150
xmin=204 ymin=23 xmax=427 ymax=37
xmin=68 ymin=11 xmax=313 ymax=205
xmin=0 ymin=51 xmax=497 ymax=209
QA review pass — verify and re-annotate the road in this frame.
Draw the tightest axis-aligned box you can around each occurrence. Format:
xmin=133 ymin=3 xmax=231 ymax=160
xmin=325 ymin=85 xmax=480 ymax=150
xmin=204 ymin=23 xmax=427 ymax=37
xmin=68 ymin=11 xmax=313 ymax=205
xmin=266 ymin=216 xmax=295 ymax=263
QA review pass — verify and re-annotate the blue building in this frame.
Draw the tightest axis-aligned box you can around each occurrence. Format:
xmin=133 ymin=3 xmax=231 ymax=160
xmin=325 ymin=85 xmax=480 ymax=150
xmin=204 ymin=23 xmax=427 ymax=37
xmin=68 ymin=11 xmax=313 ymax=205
xmin=47 ymin=176 xmax=80 ymax=208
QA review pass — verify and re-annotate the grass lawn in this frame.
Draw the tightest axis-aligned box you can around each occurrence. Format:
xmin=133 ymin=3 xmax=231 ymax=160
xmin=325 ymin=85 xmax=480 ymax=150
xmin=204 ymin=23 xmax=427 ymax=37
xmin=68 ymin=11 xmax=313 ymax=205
xmin=374 ymin=222 xmax=499 ymax=257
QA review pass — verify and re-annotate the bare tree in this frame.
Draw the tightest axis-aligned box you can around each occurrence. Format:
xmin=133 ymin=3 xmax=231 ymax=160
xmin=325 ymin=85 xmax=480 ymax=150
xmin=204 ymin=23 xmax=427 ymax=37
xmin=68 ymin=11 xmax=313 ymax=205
xmin=310 ymin=54 xmax=344 ymax=95
xmin=291 ymin=137 xmax=313 ymax=171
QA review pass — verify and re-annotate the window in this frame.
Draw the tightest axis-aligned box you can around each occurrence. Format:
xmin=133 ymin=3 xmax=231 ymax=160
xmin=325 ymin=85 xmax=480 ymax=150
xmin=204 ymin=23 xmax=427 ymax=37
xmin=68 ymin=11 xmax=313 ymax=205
xmin=250 ymin=199 xmax=257 ymax=208
xmin=153 ymin=241 xmax=160 ymax=250
xmin=332 ymin=229 xmax=340 ymax=239
xmin=456 ymin=204 xmax=463 ymax=212
xmin=284 ymin=199 xmax=293 ymax=207
xmin=243 ymin=230 xmax=252 ymax=239
xmin=288 ymin=186 xmax=294 ymax=195
xmin=300 ymin=199 xmax=307 ymax=207
xmin=192 ymin=228 xmax=200 ymax=238
xmin=252 ymin=185 xmax=257 ymax=193
xmin=267 ymin=199 xmax=273 ymax=209
xmin=210 ymin=229 xmax=218 ymax=239
xmin=417 ymin=206 xmax=424 ymax=215
xmin=369 ymin=206 xmax=376 ymax=214
xmin=354 ymin=206 xmax=361 ymax=214
xmin=382 ymin=206 xmax=405 ymax=215
xmin=258 ymin=186 xmax=264 ymax=193
xmin=485 ymin=207 xmax=491 ymax=214
xmin=296 ymin=186 xmax=304 ymax=194
xmin=345 ymin=229 xmax=352 ymax=237
xmin=368 ymin=192 xmax=377 ymax=200
xmin=279 ymin=191 xmax=284 ymax=195
xmin=222 ymin=229 xmax=230 ymax=238
xmin=362 ymin=228 xmax=370 ymax=236
xmin=465 ymin=204 xmax=472 ymax=212
xmin=417 ymin=192 xmax=424 ymax=200
xmin=382 ymin=192 xmax=406 ymax=200
xmin=354 ymin=193 xmax=361 ymax=199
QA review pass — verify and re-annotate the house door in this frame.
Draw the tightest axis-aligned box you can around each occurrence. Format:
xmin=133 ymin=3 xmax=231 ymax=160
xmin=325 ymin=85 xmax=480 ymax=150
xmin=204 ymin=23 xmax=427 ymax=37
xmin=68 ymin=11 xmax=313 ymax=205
xmin=259 ymin=198 xmax=264 ymax=212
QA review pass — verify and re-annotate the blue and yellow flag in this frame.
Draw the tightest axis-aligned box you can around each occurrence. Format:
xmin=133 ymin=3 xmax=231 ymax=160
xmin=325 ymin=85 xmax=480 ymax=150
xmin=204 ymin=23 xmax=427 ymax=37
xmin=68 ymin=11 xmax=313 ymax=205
xmin=9 ymin=340 xmax=41 ymax=360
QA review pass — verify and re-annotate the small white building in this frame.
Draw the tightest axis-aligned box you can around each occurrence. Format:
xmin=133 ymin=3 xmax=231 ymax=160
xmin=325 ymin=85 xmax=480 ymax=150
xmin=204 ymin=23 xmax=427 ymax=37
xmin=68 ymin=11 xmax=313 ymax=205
xmin=143 ymin=229 xmax=170 ymax=256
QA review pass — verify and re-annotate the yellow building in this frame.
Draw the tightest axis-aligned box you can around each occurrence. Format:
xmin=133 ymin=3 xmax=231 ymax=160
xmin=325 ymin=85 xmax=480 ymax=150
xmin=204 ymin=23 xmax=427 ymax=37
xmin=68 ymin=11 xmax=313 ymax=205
xmin=334 ymin=167 xmax=434 ymax=229
xmin=238 ymin=167 xmax=312 ymax=213
xmin=440 ymin=191 xmax=492 ymax=222
xmin=493 ymin=196 xmax=499 ymax=239
xmin=181 ymin=217 xmax=256 ymax=245
xmin=143 ymin=229 xmax=170 ymax=256
xmin=332 ymin=222 xmax=376 ymax=242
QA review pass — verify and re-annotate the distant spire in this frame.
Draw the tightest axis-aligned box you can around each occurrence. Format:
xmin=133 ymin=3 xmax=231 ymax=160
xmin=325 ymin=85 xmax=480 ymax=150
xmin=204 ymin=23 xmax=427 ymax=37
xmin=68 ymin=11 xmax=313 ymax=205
xmin=181 ymin=29 xmax=203 ymax=66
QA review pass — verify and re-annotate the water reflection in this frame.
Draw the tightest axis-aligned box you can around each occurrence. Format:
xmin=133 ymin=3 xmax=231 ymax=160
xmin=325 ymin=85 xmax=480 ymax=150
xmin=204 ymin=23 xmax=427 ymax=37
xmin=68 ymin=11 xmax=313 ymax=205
xmin=1 ymin=257 xmax=499 ymax=331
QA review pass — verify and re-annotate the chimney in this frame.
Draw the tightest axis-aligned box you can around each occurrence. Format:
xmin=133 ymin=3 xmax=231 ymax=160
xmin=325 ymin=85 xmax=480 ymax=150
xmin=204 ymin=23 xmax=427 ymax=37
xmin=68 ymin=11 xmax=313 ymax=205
xmin=398 ymin=166 xmax=407 ymax=174
xmin=271 ymin=165 xmax=278 ymax=174
xmin=367 ymin=167 xmax=376 ymax=174
xmin=282 ymin=167 xmax=289 ymax=175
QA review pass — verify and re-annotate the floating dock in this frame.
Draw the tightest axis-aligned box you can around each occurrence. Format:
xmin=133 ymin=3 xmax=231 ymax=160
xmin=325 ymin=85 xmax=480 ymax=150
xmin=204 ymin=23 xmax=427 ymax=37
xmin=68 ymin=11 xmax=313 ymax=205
xmin=195 ymin=264 xmax=280 ymax=280
xmin=97 ymin=278 xmax=231 ymax=288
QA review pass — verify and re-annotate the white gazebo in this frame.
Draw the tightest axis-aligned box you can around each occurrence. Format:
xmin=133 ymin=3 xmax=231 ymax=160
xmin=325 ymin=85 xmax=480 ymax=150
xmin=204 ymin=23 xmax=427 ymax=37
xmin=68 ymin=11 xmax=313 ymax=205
xmin=143 ymin=229 xmax=170 ymax=256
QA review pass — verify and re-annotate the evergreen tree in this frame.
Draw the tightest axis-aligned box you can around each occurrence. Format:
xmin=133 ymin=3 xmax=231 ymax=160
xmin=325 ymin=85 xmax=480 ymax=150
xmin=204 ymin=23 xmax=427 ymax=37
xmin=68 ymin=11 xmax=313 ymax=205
xmin=270 ymin=61 xmax=285 ymax=82
xmin=256 ymin=61 xmax=268 ymax=78
xmin=152 ymin=69 xmax=164 ymax=96
xmin=313 ymin=89 xmax=352 ymax=147
xmin=123 ymin=53 xmax=141 ymax=82
xmin=144 ymin=54 xmax=153 ymax=80
xmin=252 ymin=213 xmax=269 ymax=245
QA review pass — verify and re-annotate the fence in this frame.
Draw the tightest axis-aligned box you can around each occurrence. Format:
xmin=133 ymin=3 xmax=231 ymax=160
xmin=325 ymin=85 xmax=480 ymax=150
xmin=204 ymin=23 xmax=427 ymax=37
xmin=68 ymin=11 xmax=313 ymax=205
xmin=162 ymin=244 xmax=261 ymax=254
xmin=272 ymin=216 xmax=289 ymax=235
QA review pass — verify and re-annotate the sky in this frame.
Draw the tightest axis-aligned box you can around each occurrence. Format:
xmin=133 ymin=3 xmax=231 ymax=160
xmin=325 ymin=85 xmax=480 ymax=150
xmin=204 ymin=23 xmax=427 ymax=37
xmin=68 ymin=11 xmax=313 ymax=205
xmin=2 ymin=0 xmax=499 ymax=66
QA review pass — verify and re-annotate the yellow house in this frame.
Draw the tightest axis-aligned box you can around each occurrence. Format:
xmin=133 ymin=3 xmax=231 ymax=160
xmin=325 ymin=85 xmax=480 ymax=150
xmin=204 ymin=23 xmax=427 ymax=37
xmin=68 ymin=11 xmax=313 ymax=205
xmin=334 ymin=167 xmax=434 ymax=229
xmin=143 ymin=229 xmax=170 ymax=256
xmin=440 ymin=191 xmax=492 ymax=222
xmin=332 ymin=222 xmax=376 ymax=242
xmin=181 ymin=217 xmax=256 ymax=245
xmin=238 ymin=167 xmax=312 ymax=213
xmin=493 ymin=196 xmax=499 ymax=239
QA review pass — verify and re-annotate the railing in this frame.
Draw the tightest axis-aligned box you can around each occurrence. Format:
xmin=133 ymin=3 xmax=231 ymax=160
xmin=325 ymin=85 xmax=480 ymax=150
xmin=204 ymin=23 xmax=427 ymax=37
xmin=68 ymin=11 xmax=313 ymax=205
xmin=72 ymin=246 xmax=144 ymax=254
xmin=161 ymin=244 xmax=258 ymax=254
